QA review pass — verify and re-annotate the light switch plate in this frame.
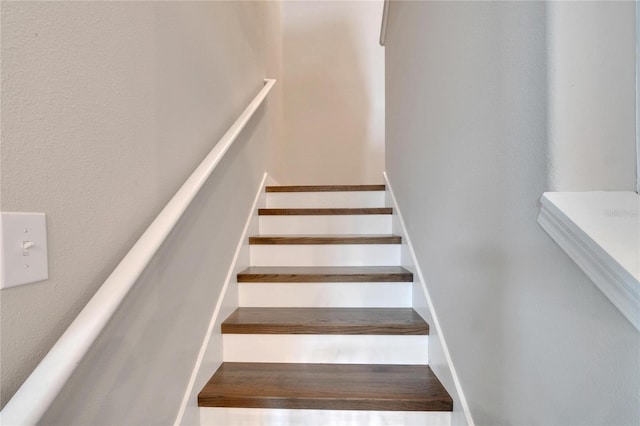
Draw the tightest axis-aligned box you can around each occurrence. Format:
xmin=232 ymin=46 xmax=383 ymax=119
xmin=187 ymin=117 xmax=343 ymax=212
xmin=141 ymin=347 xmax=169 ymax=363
xmin=0 ymin=212 xmax=49 ymax=289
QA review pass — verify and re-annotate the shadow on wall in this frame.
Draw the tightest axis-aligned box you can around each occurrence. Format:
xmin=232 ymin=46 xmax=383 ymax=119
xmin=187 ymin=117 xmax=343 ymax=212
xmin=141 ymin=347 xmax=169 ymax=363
xmin=283 ymin=6 xmax=383 ymax=184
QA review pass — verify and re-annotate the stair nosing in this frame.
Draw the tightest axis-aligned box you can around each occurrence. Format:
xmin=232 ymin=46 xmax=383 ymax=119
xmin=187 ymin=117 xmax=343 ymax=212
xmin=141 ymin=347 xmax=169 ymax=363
xmin=198 ymin=363 xmax=453 ymax=411
xmin=249 ymin=235 xmax=401 ymax=245
xmin=221 ymin=307 xmax=429 ymax=335
xmin=237 ymin=266 xmax=414 ymax=283
xmin=258 ymin=207 xmax=392 ymax=216
xmin=266 ymin=185 xmax=385 ymax=193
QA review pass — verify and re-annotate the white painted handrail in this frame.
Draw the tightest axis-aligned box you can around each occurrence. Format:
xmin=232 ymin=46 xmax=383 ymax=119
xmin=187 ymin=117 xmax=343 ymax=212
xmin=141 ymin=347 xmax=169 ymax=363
xmin=0 ymin=78 xmax=276 ymax=426
xmin=379 ymin=0 xmax=390 ymax=46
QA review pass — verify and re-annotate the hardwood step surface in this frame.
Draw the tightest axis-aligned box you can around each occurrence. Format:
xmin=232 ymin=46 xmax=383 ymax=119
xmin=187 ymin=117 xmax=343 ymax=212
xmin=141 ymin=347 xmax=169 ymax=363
xmin=259 ymin=207 xmax=392 ymax=216
xmin=221 ymin=308 xmax=429 ymax=335
xmin=249 ymin=234 xmax=401 ymax=245
xmin=237 ymin=266 xmax=413 ymax=282
xmin=198 ymin=362 xmax=453 ymax=411
xmin=266 ymin=185 xmax=385 ymax=193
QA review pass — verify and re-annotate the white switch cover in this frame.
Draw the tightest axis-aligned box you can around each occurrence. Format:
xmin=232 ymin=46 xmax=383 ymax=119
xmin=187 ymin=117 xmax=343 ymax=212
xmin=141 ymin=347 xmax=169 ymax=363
xmin=0 ymin=212 xmax=49 ymax=289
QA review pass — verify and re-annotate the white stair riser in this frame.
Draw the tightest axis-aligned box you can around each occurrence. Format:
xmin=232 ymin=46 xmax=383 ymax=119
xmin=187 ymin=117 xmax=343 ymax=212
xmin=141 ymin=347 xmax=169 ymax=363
xmin=266 ymin=191 xmax=386 ymax=208
xmin=250 ymin=245 xmax=401 ymax=267
xmin=201 ymin=408 xmax=452 ymax=426
xmin=259 ymin=215 xmax=391 ymax=235
xmin=223 ymin=335 xmax=428 ymax=364
xmin=239 ymin=282 xmax=412 ymax=307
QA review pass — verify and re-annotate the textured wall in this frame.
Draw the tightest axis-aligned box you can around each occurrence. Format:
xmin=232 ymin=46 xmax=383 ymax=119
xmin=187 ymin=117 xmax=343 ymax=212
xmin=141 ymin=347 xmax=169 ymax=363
xmin=281 ymin=0 xmax=385 ymax=184
xmin=385 ymin=1 xmax=640 ymax=425
xmin=0 ymin=0 xmax=280 ymax=411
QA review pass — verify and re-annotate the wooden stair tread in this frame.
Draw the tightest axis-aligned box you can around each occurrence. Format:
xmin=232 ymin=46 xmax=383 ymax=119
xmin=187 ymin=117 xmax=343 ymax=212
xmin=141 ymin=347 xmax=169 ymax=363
xmin=237 ymin=266 xmax=413 ymax=282
xmin=198 ymin=363 xmax=452 ymax=411
xmin=259 ymin=207 xmax=392 ymax=215
xmin=249 ymin=234 xmax=401 ymax=245
xmin=221 ymin=308 xmax=429 ymax=335
xmin=266 ymin=185 xmax=385 ymax=192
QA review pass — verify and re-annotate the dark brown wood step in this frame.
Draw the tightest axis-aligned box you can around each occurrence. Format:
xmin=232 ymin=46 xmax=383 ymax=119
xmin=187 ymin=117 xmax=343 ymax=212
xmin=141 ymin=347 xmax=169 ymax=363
xmin=259 ymin=207 xmax=392 ymax=215
xmin=249 ymin=234 xmax=401 ymax=245
xmin=198 ymin=363 xmax=452 ymax=411
xmin=221 ymin=308 xmax=429 ymax=335
xmin=266 ymin=185 xmax=385 ymax=192
xmin=237 ymin=266 xmax=413 ymax=283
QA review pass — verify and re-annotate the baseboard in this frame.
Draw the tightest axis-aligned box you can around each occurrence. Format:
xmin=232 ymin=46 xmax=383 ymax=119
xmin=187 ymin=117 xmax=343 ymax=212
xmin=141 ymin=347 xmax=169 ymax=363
xmin=383 ymin=172 xmax=474 ymax=426
xmin=173 ymin=172 xmax=268 ymax=426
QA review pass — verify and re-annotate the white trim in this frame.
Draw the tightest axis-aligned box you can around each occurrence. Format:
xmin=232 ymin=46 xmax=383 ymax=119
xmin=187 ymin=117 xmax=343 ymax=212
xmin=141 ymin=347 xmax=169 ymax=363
xmin=538 ymin=192 xmax=640 ymax=331
xmin=0 ymin=80 xmax=276 ymax=426
xmin=201 ymin=407 xmax=451 ymax=426
xmin=259 ymin=215 xmax=391 ymax=235
xmin=266 ymin=191 xmax=385 ymax=208
xmin=223 ymin=334 xmax=428 ymax=365
xmin=173 ymin=173 xmax=267 ymax=426
xmin=249 ymin=244 xmax=400 ymax=267
xmin=383 ymin=172 xmax=475 ymax=426
xmin=239 ymin=281 xmax=412 ymax=308
xmin=379 ymin=0 xmax=390 ymax=46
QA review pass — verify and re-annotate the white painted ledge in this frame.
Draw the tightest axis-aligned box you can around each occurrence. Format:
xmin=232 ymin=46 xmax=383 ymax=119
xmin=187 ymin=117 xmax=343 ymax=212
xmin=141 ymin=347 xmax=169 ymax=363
xmin=538 ymin=191 xmax=640 ymax=331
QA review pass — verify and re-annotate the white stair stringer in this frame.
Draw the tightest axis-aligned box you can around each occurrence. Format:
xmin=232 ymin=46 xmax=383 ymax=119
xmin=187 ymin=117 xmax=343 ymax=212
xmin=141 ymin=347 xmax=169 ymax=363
xmin=266 ymin=191 xmax=386 ymax=208
xmin=223 ymin=334 xmax=428 ymax=364
xmin=250 ymin=244 xmax=401 ymax=267
xmin=259 ymin=214 xmax=392 ymax=235
xmin=239 ymin=282 xmax=412 ymax=308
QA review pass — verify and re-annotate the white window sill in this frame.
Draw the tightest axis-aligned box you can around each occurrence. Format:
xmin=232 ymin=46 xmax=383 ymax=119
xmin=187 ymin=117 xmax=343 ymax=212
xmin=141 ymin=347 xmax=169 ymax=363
xmin=538 ymin=191 xmax=640 ymax=331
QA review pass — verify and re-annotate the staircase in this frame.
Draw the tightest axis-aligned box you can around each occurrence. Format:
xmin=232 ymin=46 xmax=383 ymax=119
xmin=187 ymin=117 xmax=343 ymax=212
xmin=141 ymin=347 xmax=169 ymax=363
xmin=198 ymin=185 xmax=453 ymax=425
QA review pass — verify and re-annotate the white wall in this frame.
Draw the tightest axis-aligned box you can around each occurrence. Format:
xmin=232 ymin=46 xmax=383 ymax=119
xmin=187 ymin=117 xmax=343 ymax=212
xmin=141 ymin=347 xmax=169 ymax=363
xmin=261 ymin=0 xmax=286 ymax=184
xmin=281 ymin=0 xmax=385 ymax=184
xmin=39 ymin=132 xmax=267 ymax=426
xmin=547 ymin=1 xmax=637 ymax=191
xmin=385 ymin=1 xmax=640 ymax=425
xmin=0 ymin=1 xmax=281 ymax=417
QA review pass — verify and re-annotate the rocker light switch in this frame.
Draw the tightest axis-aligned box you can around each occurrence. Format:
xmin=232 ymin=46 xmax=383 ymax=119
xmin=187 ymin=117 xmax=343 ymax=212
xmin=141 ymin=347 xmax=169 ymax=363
xmin=0 ymin=212 xmax=49 ymax=289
